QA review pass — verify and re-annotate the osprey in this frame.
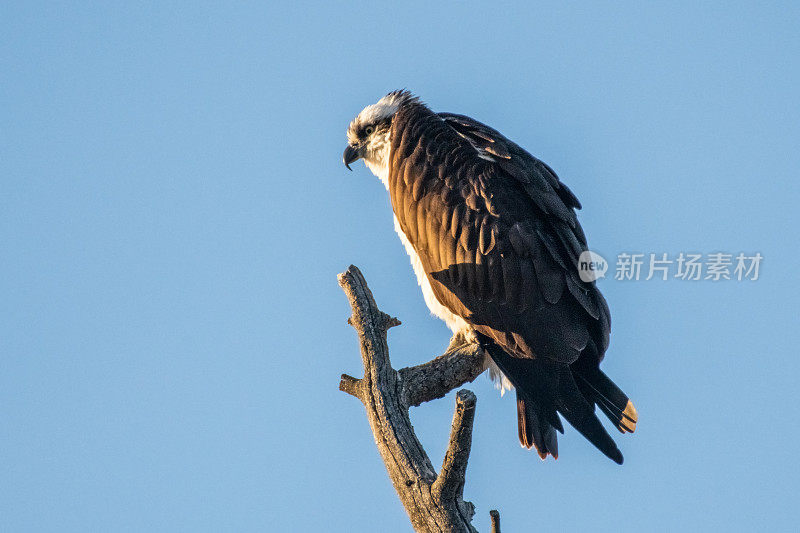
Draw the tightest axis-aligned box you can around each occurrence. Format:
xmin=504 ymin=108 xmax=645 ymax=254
xmin=343 ymin=90 xmax=637 ymax=464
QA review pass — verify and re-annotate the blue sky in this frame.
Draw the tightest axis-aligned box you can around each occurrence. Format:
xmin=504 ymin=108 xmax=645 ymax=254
xmin=2 ymin=2 xmax=799 ymax=531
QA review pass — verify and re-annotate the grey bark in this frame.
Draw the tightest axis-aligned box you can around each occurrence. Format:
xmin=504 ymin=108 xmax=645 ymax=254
xmin=337 ymin=265 xmax=501 ymax=532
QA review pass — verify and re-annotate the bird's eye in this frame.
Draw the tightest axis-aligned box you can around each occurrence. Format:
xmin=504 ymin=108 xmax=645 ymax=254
xmin=364 ymin=126 xmax=374 ymax=136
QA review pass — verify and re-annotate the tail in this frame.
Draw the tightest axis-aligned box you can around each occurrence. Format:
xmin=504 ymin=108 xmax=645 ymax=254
xmin=484 ymin=341 xmax=636 ymax=465
xmin=516 ymin=392 xmax=559 ymax=460
xmin=573 ymin=366 xmax=638 ymax=434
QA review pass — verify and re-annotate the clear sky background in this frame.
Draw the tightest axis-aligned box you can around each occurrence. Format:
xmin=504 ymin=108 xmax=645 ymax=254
xmin=3 ymin=2 xmax=799 ymax=532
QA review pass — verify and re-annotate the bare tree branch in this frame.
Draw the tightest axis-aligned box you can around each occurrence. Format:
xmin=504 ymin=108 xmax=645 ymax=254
xmin=338 ymin=373 xmax=363 ymax=400
xmin=490 ymin=510 xmax=501 ymax=533
xmin=432 ymin=390 xmax=476 ymax=503
xmin=399 ymin=339 xmax=485 ymax=408
xmin=337 ymin=265 xmax=497 ymax=532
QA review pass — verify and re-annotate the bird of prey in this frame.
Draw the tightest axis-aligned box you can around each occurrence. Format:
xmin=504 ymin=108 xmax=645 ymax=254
xmin=343 ymin=90 xmax=637 ymax=464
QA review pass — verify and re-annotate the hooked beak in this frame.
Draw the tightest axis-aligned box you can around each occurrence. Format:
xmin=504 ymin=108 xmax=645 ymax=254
xmin=343 ymin=145 xmax=361 ymax=171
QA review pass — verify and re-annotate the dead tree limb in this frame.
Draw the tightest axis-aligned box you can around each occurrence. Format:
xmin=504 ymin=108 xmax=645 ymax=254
xmin=337 ymin=265 xmax=500 ymax=532
xmin=490 ymin=510 xmax=501 ymax=533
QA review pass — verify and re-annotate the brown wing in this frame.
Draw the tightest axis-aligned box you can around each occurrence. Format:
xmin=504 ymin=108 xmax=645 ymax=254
xmin=388 ymin=105 xmax=610 ymax=365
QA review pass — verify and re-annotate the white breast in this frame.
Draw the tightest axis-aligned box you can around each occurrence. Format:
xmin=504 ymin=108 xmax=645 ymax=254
xmin=392 ymin=215 xmax=472 ymax=335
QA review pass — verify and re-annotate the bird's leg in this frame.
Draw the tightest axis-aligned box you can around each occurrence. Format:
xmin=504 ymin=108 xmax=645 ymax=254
xmin=445 ymin=330 xmax=473 ymax=354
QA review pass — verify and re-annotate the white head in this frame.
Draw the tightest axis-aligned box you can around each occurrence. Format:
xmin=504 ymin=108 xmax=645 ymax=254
xmin=343 ymin=90 xmax=419 ymax=184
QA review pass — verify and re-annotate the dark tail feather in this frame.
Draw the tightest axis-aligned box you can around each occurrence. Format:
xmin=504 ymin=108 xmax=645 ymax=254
xmin=573 ymin=367 xmax=638 ymax=434
xmin=483 ymin=338 xmax=624 ymax=464
xmin=553 ymin=366 xmax=624 ymax=464
xmin=516 ymin=392 xmax=559 ymax=460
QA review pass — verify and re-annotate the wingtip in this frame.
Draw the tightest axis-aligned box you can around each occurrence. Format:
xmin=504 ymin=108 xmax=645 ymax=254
xmin=620 ymin=400 xmax=638 ymax=433
xmin=599 ymin=440 xmax=624 ymax=465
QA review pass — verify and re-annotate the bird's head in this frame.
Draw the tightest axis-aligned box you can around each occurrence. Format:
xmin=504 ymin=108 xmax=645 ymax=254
xmin=343 ymin=90 xmax=419 ymax=172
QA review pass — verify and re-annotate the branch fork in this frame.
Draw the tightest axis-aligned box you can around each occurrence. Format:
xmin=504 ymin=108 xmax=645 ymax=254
xmin=337 ymin=265 xmax=500 ymax=532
